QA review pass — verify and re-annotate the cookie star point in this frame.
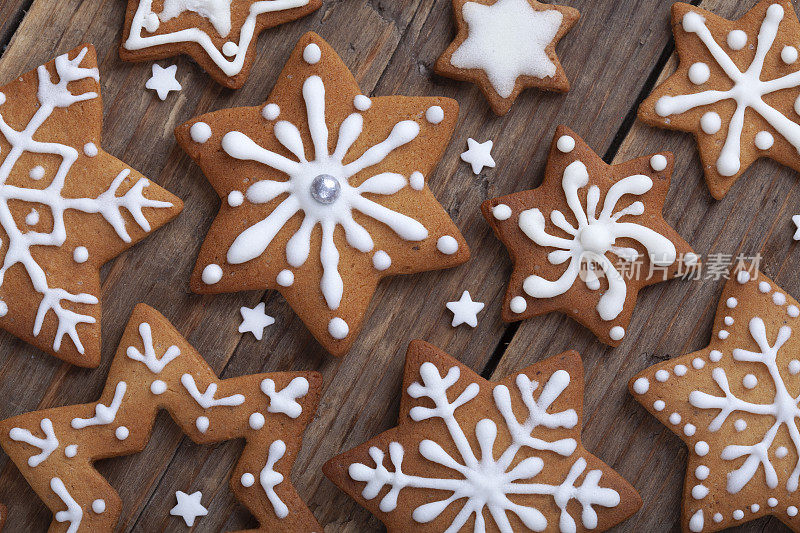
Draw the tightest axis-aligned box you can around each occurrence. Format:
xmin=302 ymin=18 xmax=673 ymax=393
xmin=146 ymin=63 xmax=182 ymax=100
xmin=170 ymin=490 xmax=208 ymax=527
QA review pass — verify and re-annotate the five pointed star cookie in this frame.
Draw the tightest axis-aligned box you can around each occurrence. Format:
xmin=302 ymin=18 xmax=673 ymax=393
xmin=460 ymin=137 xmax=496 ymax=174
xmin=639 ymin=0 xmax=800 ymax=200
xmin=482 ymin=126 xmax=697 ymax=346
xmin=0 ymin=304 xmax=322 ymax=532
xmin=324 ymin=341 xmax=642 ymax=532
xmin=175 ymin=33 xmax=469 ymax=357
xmin=171 ymin=490 xmax=208 ymax=526
xmin=120 ymin=0 xmax=322 ymax=88
xmin=629 ymin=264 xmax=800 ymax=532
xmin=446 ymin=290 xmax=484 ymax=327
xmin=0 ymin=44 xmax=182 ymax=367
xmin=145 ymin=63 xmax=182 ymax=100
xmin=435 ymin=0 xmax=580 ymax=115
xmin=239 ymin=302 xmax=275 ymax=340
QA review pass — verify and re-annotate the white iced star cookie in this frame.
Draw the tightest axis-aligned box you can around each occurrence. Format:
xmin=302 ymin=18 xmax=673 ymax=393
xmin=460 ymin=138 xmax=496 ymax=174
xmin=171 ymin=490 xmax=208 ymax=526
xmin=436 ymin=0 xmax=579 ymax=115
xmin=446 ymin=290 xmax=485 ymax=327
xmin=239 ymin=302 xmax=275 ymax=340
xmin=145 ymin=63 xmax=182 ymax=100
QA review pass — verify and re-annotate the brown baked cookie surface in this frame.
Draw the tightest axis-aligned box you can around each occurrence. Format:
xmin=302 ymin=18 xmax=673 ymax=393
xmin=0 ymin=304 xmax=322 ymax=532
xmin=639 ymin=0 xmax=800 ymax=200
xmin=324 ymin=341 xmax=642 ymax=532
xmin=482 ymin=126 xmax=697 ymax=346
xmin=435 ymin=0 xmax=579 ymax=115
xmin=176 ymin=32 xmax=469 ymax=357
xmin=119 ymin=0 xmax=321 ymax=88
xmin=0 ymin=44 xmax=182 ymax=367
xmin=630 ymin=264 xmax=800 ymax=532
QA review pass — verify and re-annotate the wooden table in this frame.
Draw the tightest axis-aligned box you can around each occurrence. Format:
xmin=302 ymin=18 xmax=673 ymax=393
xmin=0 ymin=0 xmax=795 ymax=531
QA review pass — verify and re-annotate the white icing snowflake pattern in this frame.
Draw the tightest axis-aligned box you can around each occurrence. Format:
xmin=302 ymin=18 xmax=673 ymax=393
xmin=0 ymin=48 xmax=173 ymax=354
xmin=348 ymin=362 xmax=621 ymax=532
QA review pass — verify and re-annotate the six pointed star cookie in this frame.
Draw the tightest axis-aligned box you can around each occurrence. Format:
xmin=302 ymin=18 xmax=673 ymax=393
xmin=435 ymin=0 xmax=579 ymax=115
xmin=482 ymin=126 xmax=697 ymax=346
xmin=630 ymin=264 xmax=800 ymax=532
xmin=0 ymin=44 xmax=182 ymax=367
xmin=0 ymin=304 xmax=322 ymax=532
xmin=120 ymin=0 xmax=322 ymax=88
xmin=176 ymin=32 xmax=469 ymax=357
xmin=639 ymin=0 xmax=800 ymax=200
xmin=323 ymin=341 xmax=642 ymax=532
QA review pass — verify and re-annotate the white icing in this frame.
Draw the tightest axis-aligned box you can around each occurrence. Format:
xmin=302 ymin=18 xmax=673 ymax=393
xmin=115 ymin=426 xmax=129 ymax=440
xmin=733 ymin=509 xmax=744 ymax=519
xmin=181 ymin=373 xmax=245 ymax=408
xmin=425 ymin=106 xmax=444 ymax=124
xmin=261 ymin=439 xmax=289 ymax=518
xmin=222 ymin=41 xmax=238 ymax=57
xmin=518 ymin=159 xmax=677 ymax=321
xmin=202 ymin=263 xmax=223 ymax=284
xmin=737 ymin=271 xmax=752 ymax=285
xmin=727 ymin=29 xmax=747 ymax=50
xmin=556 ymin=135 xmax=575 ymax=153
xmin=709 ymin=350 xmax=722 ymax=362
xmin=51 ymin=477 xmax=82 ymax=532
xmin=145 ymin=64 xmax=181 ymax=100
xmin=72 ymin=246 xmax=89 ymax=264
xmin=276 ymin=269 xmax=294 ymax=286
xmin=372 ymin=250 xmax=391 ymax=271
xmin=249 ymin=412 xmax=265 ymax=430
xmin=353 ymin=95 xmax=371 ymax=111
xmin=446 ymin=290 xmax=484 ymax=327
xmin=649 ymin=154 xmax=667 ymax=172
xmin=170 ymin=490 xmax=208 ymax=526
xmin=509 ymin=295 xmax=527 ymax=314
xmin=727 ymin=297 xmax=738 ymax=308
xmin=460 ymin=138 xmax=495 ymax=174
xmin=409 ymin=171 xmax=424 ymax=190
xmin=759 ymin=281 xmax=771 ymax=293
xmin=71 ymin=381 xmax=126 ymax=429
xmin=492 ymin=203 xmax=512 ymax=220
xmin=151 ymin=380 xmax=167 ymax=394
xmin=633 ymin=377 xmax=649 ymax=394
xmin=9 ymin=418 xmax=58 ymax=467
xmin=655 ymin=369 xmax=669 ymax=382
xmin=436 ymin=235 xmax=459 ymax=254
xmin=328 ymin=317 xmax=348 ymax=339
xmin=755 ymin=130 xmax=774 ymax=150
xmin=126 ymin=322 xmax=180 ymax=373
xmin=241 ymin=472 xmax=255 ymax=487
xmin=783 ymin=45 xmax=798 ymax=64
xmin=654 ymin=400 xmax=665 ymax=411
xmin=450 ymin=0 xmax=563 ymax=98
xmin=29 ymin=165 xmax=45 ymax=180
xmin=688 ymin=62 xmax=710 ymax=85
xmin=227 ymin=190 xmax=244 ymax=207
xmin=261 ymin=376 xmax=309 ymax=418
xmin=609 ymin=326 xmax=625 ymax=341
xmin=25 ymin=208 xmax=39 ymax=226
xmin=769 ymin=497 xmax=778 ymax=507
xmin=190 ymin=121 xmax=212 ymax=143
xmin=303 ymin=43 xmax=321 ymax=64
xmin=262 ymin=103 xmax=280 ymax=120
xmin=238 ymin=302 xmax=275 ymax=340
xmin=684 ymin=424 xmax=696 ymax=436
xmin=196 ymin=416 xmax=209 ymax=433
xmin=689 ymin=509 xmax=704 ymax=531
xmin=64 ymin=444 xmax=77 ymax=458
xmin=675 ymin=364 xmax=687 ymax=376
xmin=91 ymin=499 xmax=105 ymax=514
xmin=83 ymin=142 xmax=98 ymax=157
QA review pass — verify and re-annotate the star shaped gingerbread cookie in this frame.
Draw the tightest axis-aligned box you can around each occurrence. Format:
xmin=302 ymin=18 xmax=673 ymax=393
xmin=482 ymin=126 xmax=697 ymax=346
xmin=175 ymin=32 xmax=469 ymax=357
xmin=0 ymin=45 xmax=182 ymax=367
xmin=120 ymin=0 xmax=322 ymax=88
xmin=630 ymin=264 xmax=800 ymax=532
xmin=324 ymin=341 xmax=642 ymax=532
xmin=639 ymin=0 xmax=800 ymax=199
xmin=435 ymin=0 xmax=579 ymax=115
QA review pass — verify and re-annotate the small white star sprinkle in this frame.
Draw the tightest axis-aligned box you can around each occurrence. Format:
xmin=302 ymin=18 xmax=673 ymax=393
xmin=170 ymin=490 xmax=208 ymax=527
xmin=460 ymin=138 xmax=496 ymax=174
xmin=793 ymin=215 xmax=800 ymax=240
xmin=146 ymin=64 xmax=182 ymax=100
xmin=239 ymin=302 xmax=275 ymax=340
xmin=446 ymin=290 xmax=485 ymax=328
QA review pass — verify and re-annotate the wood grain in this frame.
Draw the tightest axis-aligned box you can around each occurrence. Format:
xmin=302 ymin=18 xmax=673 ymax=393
xmin=0 ymin=0 xmax=789 ymax=531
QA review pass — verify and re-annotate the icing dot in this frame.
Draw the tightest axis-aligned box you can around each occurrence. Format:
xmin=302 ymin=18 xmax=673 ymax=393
xmin=633 ymin=377 xmax=649 ymax=394
xmin=83 ymin=142 xmax=98 ymax=157
xmin=29 ymin=165 xmax=45 ymax=180
xmin=73 ymin=246 xmax=89 ymax=264
xmin=709 ymin=350 xmax=722 ymax=362
xmin=425 ymin=106 xmax=444 ymax=124
xmin=737 ymin=270 xmax=751 ymax=284
xmin=249 ymin=412 xmax=265 ymax=430
xmin=789 ymin=305 xmax=799 ymax=317
xmin=751 ymin=504 xmax=760 ymax=513
xmin=227 ymin=191 xmax=244 ymax=207
xmin=669 ymin=412 xmax=681 ymax=425
xmin=653 ymin=400 xmax=665 ymax=411
xmin=222 ymin=41 xmax=238 ymax=57
xmin=682 ymin=11 xmax=705 ymax=33
xmin=241 ymin=473 xmax=255 ymax=487
xmin=328 ymin=317 xmax=349 ymax=339
xmin=735 ymin=418 xmax=747 ymax=431
xmin=783 ymin=45 xmax=798 ymax=64
xmin=556 ymin=135 xmax=575 ymax=153
xmin=202 ymin=264 xmax=223 ymax=284
xmin=372 ymin=250 xmax=391 ymax=271
xmin=769 ymin=497 xmax=778 ymax=507
xmin=276 ymin=269 xmax=294 ymax=287
xmin=742 ymin=374 xmax=757 ymax=389
xmin=25 ymin=209 xmax=39 ymax=226
xmin=492 ymin=204 xmax=512 ymax=220
xmin=509 ymin=296 xmax=527 ymax=314
xmin=143 ymin=12 xmax=160 ymax=32
xmin=727 ymin=29 xmax=747 ymax=50
xmin=755 ymin=130 xmax=774 ymax=150
xmin=733 ymin=509 xmax=744 ymax=520
xmin=790 ymin=359 xmax=800 ymax=374
xmin=65 ymin=444 xmax=77 ymax=458
xmin=115 ymin=426 xmax=129 ymax=440
xmin=409 ymin=171 xmax=424 ymax=190
xmin=353 ymin=95 xmax=371 ymax=111
xmin=692 ymin=357 xmax=705 ymax=369
xmin=726 ymin=297 xmax=738 ymax=308
xmin=437 ymin=235 xmax=458 ymax=255
xmin=655 ymin=369 xmax=669 ymax=382
xmin=609 ymin=326 xmax=625 ymax=341
xmin=262 ymin=103 xmax=280 ymax=120
xmin=691 ymin=484 xmax=708 ymax=499
xmin=674 ymin=364 xmax=687 ymax=376
xmin=196 ymin=416 xmax=209 ymax=433
xmin=776 ymin=446 xmax=788 ymax=458
xmin=724 ymin=316 xmax=734 ymax=326
xmin=0 ymin=301 xmax=7 ymax=318
xmin=190 ymin=122 xmax=212 ymax=143
xmin=718 ymin=330 xmax=729 ymax=340
xmin=759 ymin=281 xmax=771 ymax=293
xmin=150 ymin=380 xmax=167 ymax=394
xmin=695 ymin=465 xmax=709 ymax=480
xmin=700 ymin=111 xmax=721 ymax=134
xmin=795 ymin=94 xmax=800 ymax=116
xmin=713 ymin=513 xmax=723 ymax=523
xmin=650 ymin=154 xmax=668 ymax=172
xmin=695 ymin=441 xmax=709 ymax=456
xmin=92 ymin=499 xmax=106 ymax=514
xmin=773 ymin=292 xmax=787 ymax=305
xmin=303 ymin=43 xmax=321 ymax=64
xmin=684 ymin=423 xmax=696 ymax=436
xmin=0 ymin=92 xmax=5 ymax=105
xmin=789 ymin=506 xmax=798 ymax=517
xmin=688 ymin=62 xmax=710 ymax=85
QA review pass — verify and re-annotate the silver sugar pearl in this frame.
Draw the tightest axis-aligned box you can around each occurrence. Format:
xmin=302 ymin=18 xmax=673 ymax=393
xmin=310 ymin=174 xmax=341 ymax=204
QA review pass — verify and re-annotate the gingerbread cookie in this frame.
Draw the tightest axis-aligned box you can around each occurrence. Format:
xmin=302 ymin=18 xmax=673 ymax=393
xmin=0 ymin=45 xmax=182 ymax=367
xmin=639 ymin=0 xmax=800 ymax=199
xmin=482 ymin=126 xmax=697 ymax=346
xmin=176 ymin=32 xmax=470 ymax=357
xmin=435 ymin=0 xmax=579 ymax=115
xmin=0 ymin=304 xmax=322 ymax=532
xmin=324 ymin=341 xmax=642 ymax=532
xmin=120 ymin=0 xmax=322 ymax=88
xmin=629 ymin=264 xmax=800 ymax=532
